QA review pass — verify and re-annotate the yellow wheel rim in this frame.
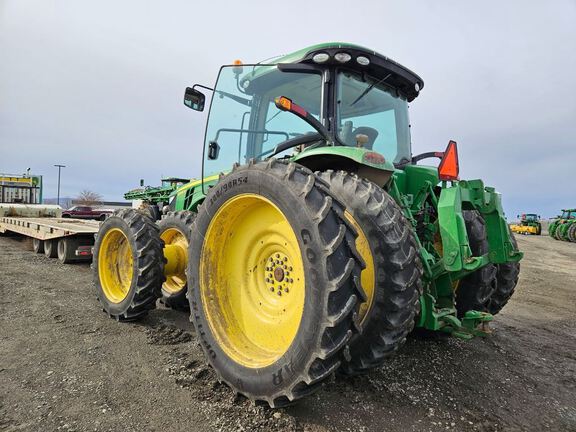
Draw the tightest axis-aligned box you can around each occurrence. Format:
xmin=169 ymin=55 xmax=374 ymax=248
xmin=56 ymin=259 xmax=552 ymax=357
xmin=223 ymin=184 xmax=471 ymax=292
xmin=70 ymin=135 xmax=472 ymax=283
xmin=161 ymin=228 xmax=188 ymax=294
xmin=98 ymin=228 xmax=134 ymax=303
xmin=200 ymin=194 xmax=305 ymax=369
xmin=344 ymin=211 xmax=375 ymax=325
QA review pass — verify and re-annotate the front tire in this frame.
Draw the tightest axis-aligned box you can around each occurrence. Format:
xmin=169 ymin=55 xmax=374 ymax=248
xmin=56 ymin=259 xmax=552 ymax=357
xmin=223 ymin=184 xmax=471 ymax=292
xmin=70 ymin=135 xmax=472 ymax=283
xmin=158 ymin=211 xmax=195 ymax=310
xmin=92 ymin=209 xmax=164 ymax=321
xmin=187 ymin=160 xmax=362 ymax=407
xmin=318 ymin=171 xmax=422 ymax=374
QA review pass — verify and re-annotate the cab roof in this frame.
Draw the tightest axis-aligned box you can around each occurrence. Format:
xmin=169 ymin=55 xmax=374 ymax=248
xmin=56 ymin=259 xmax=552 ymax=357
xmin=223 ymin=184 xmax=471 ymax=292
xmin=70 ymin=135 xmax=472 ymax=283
xmin=269 ymin=42 xmax=424 ymax=102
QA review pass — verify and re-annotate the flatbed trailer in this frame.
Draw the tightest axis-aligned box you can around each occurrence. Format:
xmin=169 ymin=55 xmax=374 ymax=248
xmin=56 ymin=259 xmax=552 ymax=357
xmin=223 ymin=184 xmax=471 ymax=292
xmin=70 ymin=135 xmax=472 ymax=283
xmin=0 ymin=216 xmax=100 ymax=264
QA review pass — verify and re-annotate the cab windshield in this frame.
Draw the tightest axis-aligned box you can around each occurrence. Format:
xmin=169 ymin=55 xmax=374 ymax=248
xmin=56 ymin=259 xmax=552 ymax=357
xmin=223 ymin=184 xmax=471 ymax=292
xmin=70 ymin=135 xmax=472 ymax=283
xmin=203 ymin=65 xmax=322 ymax=176
xmin=336 ymin=71 xmax=411 ymax=164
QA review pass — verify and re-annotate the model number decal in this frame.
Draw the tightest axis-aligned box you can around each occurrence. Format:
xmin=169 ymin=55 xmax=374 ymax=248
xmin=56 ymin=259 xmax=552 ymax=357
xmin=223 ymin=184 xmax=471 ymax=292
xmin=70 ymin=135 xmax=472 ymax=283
xmin=209 ymin=177 xmax=248 ymax=206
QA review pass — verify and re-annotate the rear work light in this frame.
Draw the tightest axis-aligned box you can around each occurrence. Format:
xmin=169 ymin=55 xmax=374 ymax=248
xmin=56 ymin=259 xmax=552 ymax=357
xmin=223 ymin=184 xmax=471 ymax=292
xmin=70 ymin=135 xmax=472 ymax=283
xmin=438 ymin=140 xmax=459 ymax=181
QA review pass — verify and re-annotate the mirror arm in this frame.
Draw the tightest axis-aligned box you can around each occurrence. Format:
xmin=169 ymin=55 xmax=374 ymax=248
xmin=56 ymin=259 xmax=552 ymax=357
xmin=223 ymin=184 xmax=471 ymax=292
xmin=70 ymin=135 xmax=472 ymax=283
xmin=193 ymin=84 xmax=214 ymax=92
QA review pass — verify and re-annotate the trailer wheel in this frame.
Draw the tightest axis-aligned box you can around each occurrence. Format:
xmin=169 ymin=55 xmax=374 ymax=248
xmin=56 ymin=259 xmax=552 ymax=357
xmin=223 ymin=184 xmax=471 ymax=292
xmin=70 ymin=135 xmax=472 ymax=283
xmin=44 ymin=239 xmax=58 ymax=258
xmin=187 ymin=160 xmax=363 ymax=407
xmin=32 ymin=239 xmax=44 ymax=254
xmin=318 ymin=171 xmax=422 ymax=374
xmin=92 ymin=209 xmax=164 ymax=321
xmin=455 ymin=210 xmax=497 ymax=317
xmin=158 ymin=211 xmax=195 ymax=310
xmin=57 ymin=238 xmax=78 ymax=264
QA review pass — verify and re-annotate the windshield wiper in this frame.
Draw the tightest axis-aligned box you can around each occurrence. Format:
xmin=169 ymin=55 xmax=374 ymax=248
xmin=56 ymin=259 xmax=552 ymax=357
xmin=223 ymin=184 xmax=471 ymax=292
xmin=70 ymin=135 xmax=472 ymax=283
xmin=350 ymin=73 xmax=391 ymax=106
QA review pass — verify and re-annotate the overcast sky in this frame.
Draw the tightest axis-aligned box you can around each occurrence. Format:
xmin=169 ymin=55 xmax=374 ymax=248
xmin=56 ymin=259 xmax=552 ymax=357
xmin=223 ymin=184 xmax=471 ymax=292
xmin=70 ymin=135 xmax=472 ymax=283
xmin=1 ymin=0 xmax=575 ymax=218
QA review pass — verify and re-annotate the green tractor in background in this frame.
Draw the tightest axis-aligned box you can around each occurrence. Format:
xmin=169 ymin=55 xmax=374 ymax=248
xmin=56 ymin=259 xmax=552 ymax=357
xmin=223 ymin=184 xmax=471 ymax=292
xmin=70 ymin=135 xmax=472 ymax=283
xmin=510 ymin=213 xmax=542 ymax=235
xmin=124 ymin=177 xmax=190 ymax=219
xmin=549 ymin=209 xmax=576 ymax=242
xmin=92 ymin=43 xmax=522 ymax=406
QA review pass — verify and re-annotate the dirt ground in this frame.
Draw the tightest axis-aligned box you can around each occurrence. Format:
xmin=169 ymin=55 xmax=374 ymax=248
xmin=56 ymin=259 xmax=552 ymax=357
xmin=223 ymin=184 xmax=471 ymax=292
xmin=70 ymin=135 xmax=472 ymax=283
xmin=1 ymin=233 xmax=575 ymax=432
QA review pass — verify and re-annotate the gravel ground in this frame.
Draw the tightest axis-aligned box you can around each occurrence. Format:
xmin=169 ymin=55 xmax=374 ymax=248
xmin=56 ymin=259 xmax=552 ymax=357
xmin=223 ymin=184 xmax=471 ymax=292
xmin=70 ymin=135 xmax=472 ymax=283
xmin=0 ymin=233 xmax=575 ymax=432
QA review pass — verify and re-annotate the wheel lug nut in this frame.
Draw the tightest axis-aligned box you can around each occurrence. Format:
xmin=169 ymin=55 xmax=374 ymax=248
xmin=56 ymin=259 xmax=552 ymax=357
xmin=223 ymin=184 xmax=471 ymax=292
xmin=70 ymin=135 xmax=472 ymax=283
xmin=270 ymin=287 xmax=275 ymax=292
xmin=277 ymin=291 xmax=282 ymax=296
xmin=289 ymin=266 xmax=293 ymax=271
xmin=284 ymin=257 xmax=288 ymax=262
xmin=276 ymin=254 xmax=280 ymax=258
xmin=284 ymin=287 xmax=289 ymax=293
xmin=283 ymin=265 xmax=287 ymax=269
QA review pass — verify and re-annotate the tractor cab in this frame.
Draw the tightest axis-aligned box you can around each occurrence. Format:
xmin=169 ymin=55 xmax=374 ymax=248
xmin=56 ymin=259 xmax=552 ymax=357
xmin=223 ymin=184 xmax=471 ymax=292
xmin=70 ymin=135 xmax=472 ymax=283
xmin=522 ymin=213 xmax=539 ymax=222
xmin=184 ymin=43 xmax=423 ymax=188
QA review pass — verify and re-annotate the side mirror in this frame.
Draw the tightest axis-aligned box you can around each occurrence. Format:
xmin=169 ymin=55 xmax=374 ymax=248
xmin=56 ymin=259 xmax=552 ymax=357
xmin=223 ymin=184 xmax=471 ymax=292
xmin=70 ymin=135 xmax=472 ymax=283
xmin=184 ymin=87 xmax=205 ymax=111
xmin=208 ymin=141 xmax=220 ymax=160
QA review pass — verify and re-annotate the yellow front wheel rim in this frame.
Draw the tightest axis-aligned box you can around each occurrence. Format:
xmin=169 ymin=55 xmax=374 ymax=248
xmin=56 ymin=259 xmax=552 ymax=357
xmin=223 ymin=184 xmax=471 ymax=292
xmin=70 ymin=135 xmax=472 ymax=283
xmin=200 ymin=194 xmax=305 ymax=369
xmin=98 ymin=228 xmax=134 ymax=303
xmin=161 ymin=228 xmax=189 ymax=294
xmin=344 ymin=211 xmax=375 ymax=325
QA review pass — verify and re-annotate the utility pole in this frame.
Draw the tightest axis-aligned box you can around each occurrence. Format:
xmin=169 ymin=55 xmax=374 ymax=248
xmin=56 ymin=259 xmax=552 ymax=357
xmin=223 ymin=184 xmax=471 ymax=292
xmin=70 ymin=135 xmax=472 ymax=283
xmin=54 ymin=164 xmax=66 ymax=206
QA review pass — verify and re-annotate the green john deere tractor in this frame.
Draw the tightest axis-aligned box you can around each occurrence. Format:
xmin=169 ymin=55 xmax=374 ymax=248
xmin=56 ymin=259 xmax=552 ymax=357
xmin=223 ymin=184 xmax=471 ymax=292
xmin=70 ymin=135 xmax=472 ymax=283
xmin=549 ymin=209 xmax=576 ymax=242
xmin=124 ymin=177 xmax=190 ymax=219
xmin=510 ymin=213 xmax=542 ymax=235
xmin=93 ymin=43 xmax=522 ymax=406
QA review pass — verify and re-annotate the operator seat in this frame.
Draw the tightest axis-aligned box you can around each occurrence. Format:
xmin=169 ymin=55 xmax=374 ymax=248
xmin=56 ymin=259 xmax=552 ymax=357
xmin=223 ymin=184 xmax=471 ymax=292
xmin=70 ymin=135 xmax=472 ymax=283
xmin=352 ymin=126 xmax=378 ymax=150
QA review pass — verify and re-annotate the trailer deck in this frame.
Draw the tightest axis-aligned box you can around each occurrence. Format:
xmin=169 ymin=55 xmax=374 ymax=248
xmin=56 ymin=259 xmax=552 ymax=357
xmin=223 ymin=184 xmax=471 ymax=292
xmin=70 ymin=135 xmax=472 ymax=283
xmin=0 ymin=216 xmax=100 ymax=240
xmin=0 ymin=216 xmax=100 ymax=263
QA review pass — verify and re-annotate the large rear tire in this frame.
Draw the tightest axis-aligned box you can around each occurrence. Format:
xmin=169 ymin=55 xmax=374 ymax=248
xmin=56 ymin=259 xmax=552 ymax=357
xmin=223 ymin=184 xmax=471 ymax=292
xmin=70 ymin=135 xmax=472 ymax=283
xmin=559 ymin=223 xmax=572 ymax=241
xmin=455 ymin=210 xmax=497 ymax=317
xmin=187 ymin=160 xmax=363 ymax=407
xmin=158 ymin=211 xmax=195 ymax=310
xmin=488 ymin=234 xmax=520 ymax=315
xmin=554 ymin=224 xmax=565 ymax=240
xmin=567 ymin=223 xmax=576 ymax=243
xmin=548 ymin=221 xmax=558 ymax=238
xmin=92 ymin=209 xmax=164 ymax=321
xmin=318 ymin=170 xmax=422 ymax=374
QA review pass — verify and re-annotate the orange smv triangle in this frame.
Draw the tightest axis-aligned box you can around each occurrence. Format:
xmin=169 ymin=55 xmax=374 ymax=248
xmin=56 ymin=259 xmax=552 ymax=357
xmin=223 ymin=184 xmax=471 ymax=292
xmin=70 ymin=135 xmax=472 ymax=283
xmin=438 ymin=140 xmax=459 ymax=181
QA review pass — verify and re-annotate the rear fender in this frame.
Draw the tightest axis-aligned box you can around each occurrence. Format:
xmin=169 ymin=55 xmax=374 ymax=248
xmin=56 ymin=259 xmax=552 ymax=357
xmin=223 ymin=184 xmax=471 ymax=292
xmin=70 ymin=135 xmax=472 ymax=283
xmin=292 ymin=146 xmax=395 ymax=187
